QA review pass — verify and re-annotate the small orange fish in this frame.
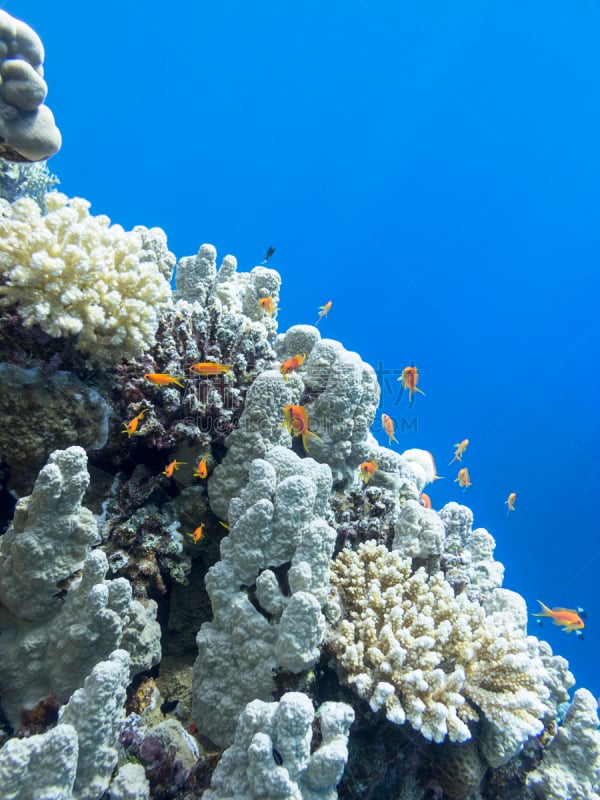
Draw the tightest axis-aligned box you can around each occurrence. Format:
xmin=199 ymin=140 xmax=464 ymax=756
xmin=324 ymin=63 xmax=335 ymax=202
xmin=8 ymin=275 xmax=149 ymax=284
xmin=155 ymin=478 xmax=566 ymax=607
xmin=193 ymin=457 xmax=208 ymax=479
xmin=122 ymin=409 xmax=147 ymax=438
xmin=188 ymin=362 xmax=234 ymax=377
xmin=420 ymin=492 xmax=432 ymax=509
xmin=454 ymin=467 xmax=471 ymax=489
xmin=258 ymin=296 xmax=277 ymax=315
xmin=187 ymin=523 xmax=206 ymax=544
xmin=533 ymin=601 xmax=584 ymax=633
xmin=162 ymin=460 xmax=187 ymax=478
xmin=315 ymin=300 xmax=332 ymax=325
xmin=280 ymin=353 xmax=306 ymax=380
xmin=381 ymin=413 xmax=398 ymax=445
xmin=449 ymin=439 xmax=469 ymax=465
xmin=399 ymin=365 xmax=425 ymax=404
xmin=505 ymin=492 xmax=517 ymax=514
xmin=359 ymin=460 xmax=378 ymax=484
xmin=145 ymin=373 xmax=186 ymax=388
xmin=283 ymin=404 xmax=321 ymax=452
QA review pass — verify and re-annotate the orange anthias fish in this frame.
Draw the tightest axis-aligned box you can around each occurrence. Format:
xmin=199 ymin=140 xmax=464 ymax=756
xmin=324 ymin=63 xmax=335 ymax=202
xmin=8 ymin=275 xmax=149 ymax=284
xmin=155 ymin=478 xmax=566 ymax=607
xmin=454 ymin=467 xmax=471 ymax=489
xmin=187 ymin=523 xmax=206 ymax=544
xmin=162 ymin=460 xmax=187 ymax=478
xmin=188 ymin=362 xmax=234 ymax=378
xmin=533 ymin=601 xmax=585 ymax=633
xmin=193 ymin=457 xmax=208 ymax=479
xmin=315 ymin=300 xmax=332 ymax=325
xmin=283 ymin=404 xmax=321 ymax=452
xmin=145 ymin=373 xmax=186 ymax=388
xmin=258 ymin=296 xmax=278 ymax=315
xmin=381 ymin=413 xmax=398 ymax=445
xmin=505 ymin=492 xmax=517 ymax=514
xmin=122 ymin=409 xmax=147 ymax=438
xmin=280 ymin=353 xmax=306 ymax=380
xmin=399 ymin=365 xmax=425 ymax=404
xmin=420 ymin=492 xmax=432 ymax=509
xmin=359 ymin=460 xmax=378 ymax=484
xmin=449 ymin=439 xmax=469 ymax=465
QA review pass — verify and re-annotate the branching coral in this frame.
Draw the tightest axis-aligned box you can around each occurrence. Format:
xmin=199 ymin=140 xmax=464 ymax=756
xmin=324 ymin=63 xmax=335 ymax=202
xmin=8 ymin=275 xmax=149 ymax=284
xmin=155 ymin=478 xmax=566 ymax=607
xmin=327 ymin=541 xmax=549 ymax=758
xmin=0 ymin=192 xmax=173 ymax=364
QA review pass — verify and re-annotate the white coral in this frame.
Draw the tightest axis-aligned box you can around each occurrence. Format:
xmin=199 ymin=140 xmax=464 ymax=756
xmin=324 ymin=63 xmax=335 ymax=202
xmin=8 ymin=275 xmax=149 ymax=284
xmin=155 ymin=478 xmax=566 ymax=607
xmin=328 ymin=541 xmax=549 ymax=751
xmin=0 ymin=193 xmax=173 ymax=363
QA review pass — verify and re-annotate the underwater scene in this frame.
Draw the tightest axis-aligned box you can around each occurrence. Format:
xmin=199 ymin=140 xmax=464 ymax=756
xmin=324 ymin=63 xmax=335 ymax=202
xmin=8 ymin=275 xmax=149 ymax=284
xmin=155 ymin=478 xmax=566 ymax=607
xmin=0 ymin=2 xmax=599 ymax=798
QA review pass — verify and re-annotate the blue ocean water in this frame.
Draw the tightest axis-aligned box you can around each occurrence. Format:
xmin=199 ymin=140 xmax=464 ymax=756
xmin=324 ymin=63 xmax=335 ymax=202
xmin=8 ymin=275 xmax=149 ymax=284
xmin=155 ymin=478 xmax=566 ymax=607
xmin=13 ymin=0 xmax=600 ymax=701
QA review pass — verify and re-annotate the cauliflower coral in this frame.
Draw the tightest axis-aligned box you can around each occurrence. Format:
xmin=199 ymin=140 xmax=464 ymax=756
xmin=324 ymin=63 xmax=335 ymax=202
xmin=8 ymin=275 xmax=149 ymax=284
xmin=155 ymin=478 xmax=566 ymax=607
xmin=0 ymin=192 xmax=173 ymax=364
xmin=327 ymin=541 xmax=549 ymax=752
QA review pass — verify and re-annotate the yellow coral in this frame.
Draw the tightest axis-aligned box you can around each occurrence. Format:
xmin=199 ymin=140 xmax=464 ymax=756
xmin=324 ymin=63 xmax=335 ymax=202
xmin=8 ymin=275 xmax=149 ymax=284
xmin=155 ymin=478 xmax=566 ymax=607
xmin=0 ymin=193 xmax=173 ymax=364
xmin=328 ymin=541 xmax=549 ymax=748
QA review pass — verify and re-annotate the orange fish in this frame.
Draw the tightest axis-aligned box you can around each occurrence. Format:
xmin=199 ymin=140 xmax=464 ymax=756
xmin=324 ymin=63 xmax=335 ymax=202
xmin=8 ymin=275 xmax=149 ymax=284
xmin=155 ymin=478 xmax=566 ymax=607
xmin=505 ymin=492 xmax=517 ymax=514
xmin=359 ymin=460 xmax=378 ymax=484
xmin=381 ymin=413 xmax=398 ymax=445
xmin=193 ymin=457 xmax=208 ymax=479
xmin=533 ymin=601 xmax=584 ymax=633
xmin=420 ymin=492 xmax=432 ymax=509
xmin=283 ymin=404 xmax=321 ymax=452
xmin=454 ymin=467 xmax=471 ymax=489
xmin=258 ymin=296 xmax=277 ymax=315
xmin=399 ymin=365 xmax=425 ymax=404
xmin=315 ymin=300 xmax=332 ymax=325
xmin=162 ymin=460 xmax=186 ymax=478
xmin=449 ymin=439 xmax=469 ymax=465
xmin=187 ymin=523 xmax=206 ymax=544
xmin=145 ymin=373 xmax=185 ymax=388
xmin=280 ymin=353 xmax=306 ymax=380
xmin=188 ymin=362 xmax=234 ymax=377
xmin=122 ymin=409 xmax=147 ymax=438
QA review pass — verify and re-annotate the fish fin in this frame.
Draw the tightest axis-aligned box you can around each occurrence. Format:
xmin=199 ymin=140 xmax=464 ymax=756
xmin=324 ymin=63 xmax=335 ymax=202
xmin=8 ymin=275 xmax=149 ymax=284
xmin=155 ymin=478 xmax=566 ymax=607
xmin=532 ymin=600 xmax=552 ymax=617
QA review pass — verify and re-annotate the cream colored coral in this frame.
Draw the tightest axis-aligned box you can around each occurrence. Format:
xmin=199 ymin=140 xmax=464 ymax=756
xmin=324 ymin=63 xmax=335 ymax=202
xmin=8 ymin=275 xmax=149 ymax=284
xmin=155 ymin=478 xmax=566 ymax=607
xmin=0 ymin=192 xmax=172 ymax=364
xmin=328 ymin=541 xmax=549 ymax=748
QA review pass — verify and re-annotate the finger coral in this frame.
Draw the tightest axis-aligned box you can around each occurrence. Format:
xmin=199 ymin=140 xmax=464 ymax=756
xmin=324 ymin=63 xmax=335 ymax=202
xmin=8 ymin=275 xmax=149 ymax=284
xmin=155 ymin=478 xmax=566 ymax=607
xmin=0 ymin=192 xmax=173 ymax=364
xmin=327 ymin=540 xmax=549 ymax=761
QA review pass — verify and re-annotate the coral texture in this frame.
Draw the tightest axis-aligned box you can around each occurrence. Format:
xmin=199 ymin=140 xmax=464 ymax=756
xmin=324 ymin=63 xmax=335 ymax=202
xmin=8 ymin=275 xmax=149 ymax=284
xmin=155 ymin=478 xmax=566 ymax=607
xmin=0 ymin=447 xmax=161 ymax=726
xmin=0 ymin=10 xmax=62 ymax=161
xmin=193 ymin=446 xmax=336 ymax=747
xmin=327 ymin=540 xmax=549 ymax=758
xmin=0 ymin=193 xmax=173 ymax=364
xmin=526 ymin=688 xmax=600 ymax=800
xmin=204 ymin=692 xmax=354 ymax=800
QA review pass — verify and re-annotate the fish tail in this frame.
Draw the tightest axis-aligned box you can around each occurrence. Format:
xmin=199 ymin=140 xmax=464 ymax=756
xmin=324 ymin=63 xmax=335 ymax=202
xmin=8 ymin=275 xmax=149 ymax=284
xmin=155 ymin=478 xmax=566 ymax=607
xmin=533 ymin=600 xmax=552 ymax=617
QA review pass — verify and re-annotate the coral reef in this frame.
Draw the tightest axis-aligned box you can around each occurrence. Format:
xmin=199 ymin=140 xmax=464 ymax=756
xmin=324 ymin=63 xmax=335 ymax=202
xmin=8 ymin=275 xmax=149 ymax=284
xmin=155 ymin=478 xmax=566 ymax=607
xmin=0 ymin=158 xmax=597 ymax=798
xmin=0 ymin=10 xmax=62 ymax=162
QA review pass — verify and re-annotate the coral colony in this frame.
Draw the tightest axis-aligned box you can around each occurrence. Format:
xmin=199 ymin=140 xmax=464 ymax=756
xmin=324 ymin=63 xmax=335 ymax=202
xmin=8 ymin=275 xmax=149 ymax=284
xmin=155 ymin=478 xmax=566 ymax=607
xmin=0 ymin=8 xmax=599 ymax=800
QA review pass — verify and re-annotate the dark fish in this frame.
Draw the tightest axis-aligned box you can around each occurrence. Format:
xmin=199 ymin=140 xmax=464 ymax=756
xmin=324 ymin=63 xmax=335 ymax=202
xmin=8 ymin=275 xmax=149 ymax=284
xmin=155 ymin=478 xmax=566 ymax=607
xmin=272 ymin=747 xmax=283 ymax=765
xmin=160 ymin=699 xmax=179 ymax=714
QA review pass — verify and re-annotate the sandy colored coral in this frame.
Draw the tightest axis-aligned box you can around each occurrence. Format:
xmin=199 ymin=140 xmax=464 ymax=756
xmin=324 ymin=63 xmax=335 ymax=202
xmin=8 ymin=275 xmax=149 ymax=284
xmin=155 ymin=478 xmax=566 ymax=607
xmin=0 ymin=192 xmax=172 ymax=364
xmin=327 ymin=541 xmax=549 ymax=753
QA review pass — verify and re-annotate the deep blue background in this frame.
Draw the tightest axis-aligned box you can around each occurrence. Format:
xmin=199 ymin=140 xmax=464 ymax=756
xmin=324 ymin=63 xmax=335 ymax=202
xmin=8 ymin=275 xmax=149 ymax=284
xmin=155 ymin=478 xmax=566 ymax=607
xmin=12 ymin=1 xmax=600 ymax=701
